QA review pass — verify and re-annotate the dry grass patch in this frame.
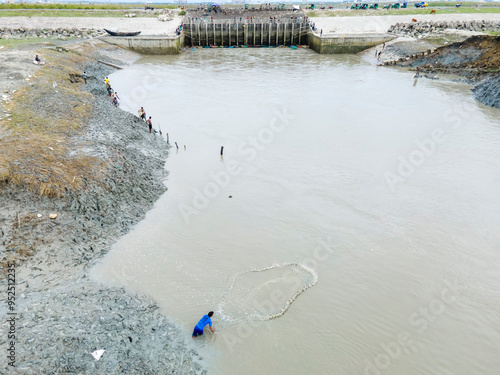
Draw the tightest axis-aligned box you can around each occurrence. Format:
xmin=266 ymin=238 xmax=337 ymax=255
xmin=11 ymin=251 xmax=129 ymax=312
xmin=0 ymin=48 xmax=105 ymax=197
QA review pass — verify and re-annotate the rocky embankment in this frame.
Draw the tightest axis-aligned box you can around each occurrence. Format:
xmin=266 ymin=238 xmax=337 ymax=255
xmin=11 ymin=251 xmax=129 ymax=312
xmin=0 ymin=27 xmax=107 ymax=40
xmin=0 ymin=41 xmax=205 ymax=374
xmin=388 ymin=19 xmax=500 ymax=37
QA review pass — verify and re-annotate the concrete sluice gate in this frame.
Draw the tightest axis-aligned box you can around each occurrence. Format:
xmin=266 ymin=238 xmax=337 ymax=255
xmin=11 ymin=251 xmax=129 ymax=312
xmin=183 ymin=22 xmax=310 ymax=47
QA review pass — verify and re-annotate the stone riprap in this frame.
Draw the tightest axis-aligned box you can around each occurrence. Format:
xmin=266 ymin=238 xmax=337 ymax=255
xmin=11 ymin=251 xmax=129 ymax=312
xmin=388 ymin=20 xmax=500 ymax=37
xmin=0 ymin=27 xmax=107 ymax=40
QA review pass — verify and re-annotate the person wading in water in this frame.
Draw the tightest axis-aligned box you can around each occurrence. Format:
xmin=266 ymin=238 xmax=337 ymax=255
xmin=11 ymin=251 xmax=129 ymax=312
xmin=192 ymin=311 xmax=215 ymax=338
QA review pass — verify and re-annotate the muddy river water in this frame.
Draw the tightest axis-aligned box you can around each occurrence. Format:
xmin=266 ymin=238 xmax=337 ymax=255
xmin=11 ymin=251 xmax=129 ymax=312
xmin=91 ymin=49 xmax=500 ymax=375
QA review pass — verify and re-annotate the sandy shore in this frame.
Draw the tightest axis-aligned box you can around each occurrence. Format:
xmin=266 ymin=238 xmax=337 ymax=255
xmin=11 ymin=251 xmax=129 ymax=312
xmin=1 ymin=16 xmax=183 ymax=35
xmin=310 ymin=13 xmax=500 ymax=34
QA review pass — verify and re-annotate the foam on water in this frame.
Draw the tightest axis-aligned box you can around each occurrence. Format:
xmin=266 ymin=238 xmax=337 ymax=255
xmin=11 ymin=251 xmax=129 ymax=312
xmin=215 ymin=263 xmax=318 ymax=324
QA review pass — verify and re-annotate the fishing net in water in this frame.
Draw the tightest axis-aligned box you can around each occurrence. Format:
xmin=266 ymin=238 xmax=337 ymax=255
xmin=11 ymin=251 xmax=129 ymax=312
xmin=215 ymin=263 xmax=317 ymax=324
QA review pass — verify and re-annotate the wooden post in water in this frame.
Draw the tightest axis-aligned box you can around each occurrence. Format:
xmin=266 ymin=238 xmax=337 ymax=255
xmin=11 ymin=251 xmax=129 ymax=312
xmin=229 ymin=23 xmax=231 ymax=46
xmin=268 ymin=23 xmax=271 ymax=46
xmin=276 ymin=22 xmax=279 ymax=45
xmin=167 ymin=133 xmax=169 ymax=144
xmin=291 ymin=22 xmax=294 ymax=45
xmin=284 ymin=23 xmax=287 ymax=45
xmin=236 ymin=24 xmax=239 ymax=46
xmin=175 ymin=142 xmax=179 ymax=150
xmin=261 ymin=23 xmax=263 ymax=45
xmin=220 ymin=146 xmax=224 ymax=156
xmin=205 ymin=23 xmax=208 ymax=46
xmin=197 ymin=23 xmax=200 ymax=46
xmin=213 ymin=22 xmax=216 ymax=46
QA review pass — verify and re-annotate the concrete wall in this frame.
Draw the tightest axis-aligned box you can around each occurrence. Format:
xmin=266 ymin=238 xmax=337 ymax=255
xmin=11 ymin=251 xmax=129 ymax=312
xmin=308 ymin=33 xmax=395 ymax=54
xmin=101 ymin=31 xmax=394 ymax=55
xmin=100 ymin=35 xmax=183 ymax=55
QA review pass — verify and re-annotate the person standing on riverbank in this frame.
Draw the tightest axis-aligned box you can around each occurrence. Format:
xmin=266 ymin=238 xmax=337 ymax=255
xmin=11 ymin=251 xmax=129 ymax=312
xmin=82 ymin=71 xmax=87 ymax=84
xmin=146 ymin=116 xmax=152 ymax=133
xmin=138 ymin=107 xmax=146 ymax=121
xmin=192 ymin=311 xmax=215 ymax=338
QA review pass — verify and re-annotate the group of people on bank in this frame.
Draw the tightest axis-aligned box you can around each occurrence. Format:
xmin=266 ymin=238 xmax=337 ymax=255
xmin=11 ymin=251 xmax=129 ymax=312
xmin=101 ymin=77 xmax=155 ymax=134
xmin=137 ymin=106 xmax=153 ymax=133
xmin=104 ymin=77 xmax=120 ymax=107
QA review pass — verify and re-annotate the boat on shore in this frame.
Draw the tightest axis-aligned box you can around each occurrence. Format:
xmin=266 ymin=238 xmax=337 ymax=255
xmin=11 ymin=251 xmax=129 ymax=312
xmin=104 ymin=29 xmax=141 ymax=37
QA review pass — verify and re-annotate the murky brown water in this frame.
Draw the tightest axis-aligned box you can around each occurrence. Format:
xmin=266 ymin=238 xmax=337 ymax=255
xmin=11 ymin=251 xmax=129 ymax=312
xmin=91 ymin=49 xmax=500 ymax=375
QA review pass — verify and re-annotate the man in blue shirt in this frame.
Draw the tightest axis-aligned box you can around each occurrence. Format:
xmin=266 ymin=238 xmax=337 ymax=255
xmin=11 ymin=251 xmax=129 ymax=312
xmin=192 ymin=311 xmax=215 ymax=338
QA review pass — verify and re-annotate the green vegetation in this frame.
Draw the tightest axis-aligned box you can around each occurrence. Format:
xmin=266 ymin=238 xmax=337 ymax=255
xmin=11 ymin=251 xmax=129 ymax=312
xmin=307 ymin=6 xmax=500 ymax=17
xmin=179 ymin=10 xmax=186 ymax=16
xmin=0 ymin=38 xmax=60 ymax=48
xmin=427 ymin=2 xmax=500 ymax=7
xmin=0 ymin=3 xmax=176 ymax=10
xmin=0 ymin=9 xmax=158 ymax=17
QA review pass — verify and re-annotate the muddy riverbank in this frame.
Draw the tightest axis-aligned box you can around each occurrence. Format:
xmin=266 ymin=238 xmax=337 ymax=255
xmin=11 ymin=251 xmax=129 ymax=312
xmin=0 ymin=40 xmax=204 ymax=374
xmin=381 ymin=35 xmax=500 ymax=108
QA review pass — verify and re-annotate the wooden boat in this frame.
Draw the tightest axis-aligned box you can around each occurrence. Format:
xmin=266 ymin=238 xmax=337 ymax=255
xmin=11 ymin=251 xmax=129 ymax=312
xmin=104 ymin=29 xmax=141 ymax=37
